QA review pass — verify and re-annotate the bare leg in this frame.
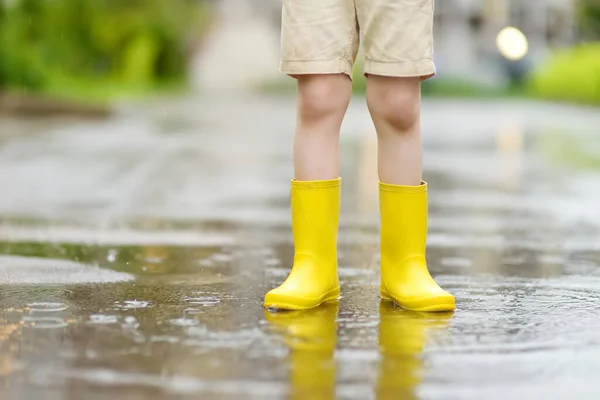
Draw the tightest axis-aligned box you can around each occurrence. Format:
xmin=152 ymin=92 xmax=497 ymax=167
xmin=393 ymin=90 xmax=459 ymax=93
xmin=294 ymin=74 xmax=352 ymax=181
xmin=366 ymin=75 xmax=422 ymax=185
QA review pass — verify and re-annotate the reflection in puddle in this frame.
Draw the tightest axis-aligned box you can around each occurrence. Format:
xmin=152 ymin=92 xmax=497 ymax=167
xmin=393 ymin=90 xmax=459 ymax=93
xmin=377 ymin=302 xmax=453 ymax=400
xmin=265 ymin=303 xmax=339 ymax=400
xmin=22 ymin=316 xmax=69 ymax=329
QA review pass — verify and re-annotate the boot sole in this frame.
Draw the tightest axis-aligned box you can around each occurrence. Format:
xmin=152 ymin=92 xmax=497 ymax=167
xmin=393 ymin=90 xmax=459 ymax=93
xmin=380 ymin=290 xmax=456 ymax=312
xmin=264 ymin=287 xmax=340 ymax=311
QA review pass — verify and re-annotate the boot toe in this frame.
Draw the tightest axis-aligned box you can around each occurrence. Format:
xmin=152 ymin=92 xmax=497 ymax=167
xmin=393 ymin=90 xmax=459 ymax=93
xmin=400 ymin=292 xmax=455 ymax=312
xmin=264 ymin=287 xmax=340 ymax=311
xmin=263 ymin=292 xmax=318 ymax=311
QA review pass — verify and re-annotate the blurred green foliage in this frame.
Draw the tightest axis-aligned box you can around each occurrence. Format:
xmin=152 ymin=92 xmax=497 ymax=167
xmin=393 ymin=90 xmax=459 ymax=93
xmin=528 ymin=42 xmax=600 ymax=105
xmin=578 ymin=0 xmax=600 ymax=40
xmin=0 ymin=0 xmax=212 ymax=99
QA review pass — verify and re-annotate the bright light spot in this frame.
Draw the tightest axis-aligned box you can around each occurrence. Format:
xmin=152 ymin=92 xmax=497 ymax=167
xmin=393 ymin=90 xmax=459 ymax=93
xmin=496 ymin=26 xmax=529 ymax=60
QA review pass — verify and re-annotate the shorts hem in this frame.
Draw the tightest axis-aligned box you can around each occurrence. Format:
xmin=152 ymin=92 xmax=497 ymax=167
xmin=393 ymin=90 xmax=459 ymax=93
xmin=364 ymin=59 xmax=436 ymax=81
xmin=280 ymin=60 xmax=353 ymax=78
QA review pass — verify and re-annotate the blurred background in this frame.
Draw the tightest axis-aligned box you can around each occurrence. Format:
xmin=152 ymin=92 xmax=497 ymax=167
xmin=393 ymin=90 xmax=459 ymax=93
xmin=1 ymin=1 xmax=600 ymax=399
xmin=0 ymin=0 xmax=598 ymax=111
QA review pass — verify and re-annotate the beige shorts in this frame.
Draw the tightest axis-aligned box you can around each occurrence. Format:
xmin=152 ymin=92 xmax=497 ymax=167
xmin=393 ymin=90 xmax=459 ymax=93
xmin=280 ymin=0 xmax=435 ymax=79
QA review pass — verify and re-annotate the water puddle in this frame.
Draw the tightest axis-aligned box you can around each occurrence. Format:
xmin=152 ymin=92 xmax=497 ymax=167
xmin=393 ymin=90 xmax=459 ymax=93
xmin=2 ymin=105 xmax=600 ymax=398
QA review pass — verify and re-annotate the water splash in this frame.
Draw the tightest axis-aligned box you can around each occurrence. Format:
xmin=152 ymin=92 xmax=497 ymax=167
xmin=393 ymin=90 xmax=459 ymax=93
xmin=107 ymin=249 xmax=118 ymax=263
xmin=116 ymin=300 xmax=150 ymax=310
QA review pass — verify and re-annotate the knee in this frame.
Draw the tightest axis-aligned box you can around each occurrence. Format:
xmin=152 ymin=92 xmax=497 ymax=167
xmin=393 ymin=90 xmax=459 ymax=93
xmin=297 ymin=75 xmax=351 ymax=123
xmin=368 ymin=81 xmax=420 ymax=133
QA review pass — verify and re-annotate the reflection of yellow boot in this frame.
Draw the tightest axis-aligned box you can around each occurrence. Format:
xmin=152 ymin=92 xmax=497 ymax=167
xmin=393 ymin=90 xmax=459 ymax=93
xmin=264 ymin=179 xmax=341 ymax=310
xmin=264 ymin=303 xmax=339 ymax=400
xmin=377 ymin=301 xmax=453 ymax=400
xmin=379 ymin=182 xmax=455 ymax=312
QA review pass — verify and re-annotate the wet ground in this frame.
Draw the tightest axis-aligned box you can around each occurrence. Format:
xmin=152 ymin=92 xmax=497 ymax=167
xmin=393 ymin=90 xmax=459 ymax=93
xmin=1 ymin=96 xmax=600 ymax=399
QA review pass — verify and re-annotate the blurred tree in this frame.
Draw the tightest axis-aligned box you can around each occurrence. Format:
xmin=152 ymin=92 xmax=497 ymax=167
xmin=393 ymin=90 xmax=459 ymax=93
xmin=0 ymin=0 xmax=212 ymax=96
xmin=578 ymin=0 xmax=600 ymax=39
xmin=528 ymin=42 xmax=600 ymax=105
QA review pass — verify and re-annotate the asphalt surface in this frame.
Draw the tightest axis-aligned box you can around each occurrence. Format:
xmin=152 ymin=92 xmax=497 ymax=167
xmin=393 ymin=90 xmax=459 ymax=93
xmin=1 ymin=96 xmax=600 ymax=399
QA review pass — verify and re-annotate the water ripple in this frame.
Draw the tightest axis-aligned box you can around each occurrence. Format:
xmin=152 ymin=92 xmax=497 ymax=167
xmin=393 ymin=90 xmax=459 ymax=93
xmin=115 ymin=300 xmax=150 ymax=310
xmin=27 ymin=302 xmax=68 ymax=312
xmin=184 ymin=297 xmax=220 ymax=307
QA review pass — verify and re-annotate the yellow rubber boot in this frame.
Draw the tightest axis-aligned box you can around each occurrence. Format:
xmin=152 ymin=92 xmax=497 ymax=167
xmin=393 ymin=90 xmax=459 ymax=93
xmin=264 ymin=179 xmax=341 ymax=310
xmin=264 ymin=303 xmax=338 ymax=400
xmin=377 ymin=301 xmax=453 ymax=399
xmin=379 ymin=182 xmax=455 ymax=312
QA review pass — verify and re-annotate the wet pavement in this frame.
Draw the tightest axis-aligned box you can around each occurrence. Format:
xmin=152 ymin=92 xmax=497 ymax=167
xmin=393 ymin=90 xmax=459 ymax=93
xmin=1 ymin=96 xmax=600 ymax=399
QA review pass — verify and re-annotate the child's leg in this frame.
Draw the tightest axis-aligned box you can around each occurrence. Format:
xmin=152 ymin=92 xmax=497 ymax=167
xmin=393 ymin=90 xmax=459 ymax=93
xmin=295 ymin=74 xmax=352 ymax=181
xmin=366 ymin=76 xmax=422 ymax=185
xmin=358 ymin=0 xmax=455 ymax=311
xmin=264 ymin=0 xmax=359 ymax=310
